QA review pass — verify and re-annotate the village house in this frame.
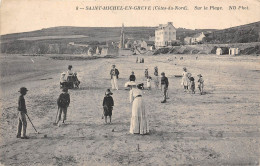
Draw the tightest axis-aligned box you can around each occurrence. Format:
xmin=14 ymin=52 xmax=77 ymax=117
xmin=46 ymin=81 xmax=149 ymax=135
xmin=140 ymin=40 xmax=155 ymax=50
xmin=125 ymin=40 xmax=133 ymax=49
xmin=184 ymin=37 xmax=192 ymax=45
xmin=191 ymin=32 xmax=206 ymax=44
xmin=155 ymin=22 xmax=177 ymax=48
xmin=184 ymin=32 xmax=207 ymax=45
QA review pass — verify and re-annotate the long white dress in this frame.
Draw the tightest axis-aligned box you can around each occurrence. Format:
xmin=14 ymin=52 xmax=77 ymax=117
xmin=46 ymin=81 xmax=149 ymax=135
xmin=129 ymin=88 xmax=149 ymax=135
xmin=181 ymin=71 xmax=189 ymax=86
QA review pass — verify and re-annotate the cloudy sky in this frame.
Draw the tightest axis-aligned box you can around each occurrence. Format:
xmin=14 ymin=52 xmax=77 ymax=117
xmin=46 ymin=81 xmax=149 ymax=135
xmin=1 ymin=0 xmax=260 ymax=35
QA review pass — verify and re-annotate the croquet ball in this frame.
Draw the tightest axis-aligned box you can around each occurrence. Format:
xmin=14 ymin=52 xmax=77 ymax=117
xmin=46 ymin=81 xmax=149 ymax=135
xmin=44 ymin=134 xmax=47 ymax=138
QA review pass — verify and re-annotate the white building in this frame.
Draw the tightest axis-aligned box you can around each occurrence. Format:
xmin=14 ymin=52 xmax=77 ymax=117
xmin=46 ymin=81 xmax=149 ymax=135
xmin=155 ymin=22 xmax=176 ymax=48
xmin=191 ymin=32 xmax=206 ymax=44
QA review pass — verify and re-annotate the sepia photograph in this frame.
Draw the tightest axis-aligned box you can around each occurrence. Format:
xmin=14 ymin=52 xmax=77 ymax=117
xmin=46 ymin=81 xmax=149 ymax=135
xmin=0 ymin=0 xmax=259 ymax=165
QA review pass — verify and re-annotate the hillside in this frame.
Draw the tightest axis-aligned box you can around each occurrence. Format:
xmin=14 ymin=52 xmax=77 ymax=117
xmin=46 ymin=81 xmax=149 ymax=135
xmin=0 ymin=21 xmax=259 ymax=54
xmin=205 ymin=21 xmax=260 ymax=43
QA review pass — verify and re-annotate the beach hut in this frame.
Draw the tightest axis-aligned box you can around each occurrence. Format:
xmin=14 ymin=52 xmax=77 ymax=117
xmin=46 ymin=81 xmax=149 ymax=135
xmin=229 ymin=48 xmax=239 ymax=55
xmin=216 ymin=47 xmax=223 ymax=55
xmin=96 ymin=47 xmax=100 ymax=55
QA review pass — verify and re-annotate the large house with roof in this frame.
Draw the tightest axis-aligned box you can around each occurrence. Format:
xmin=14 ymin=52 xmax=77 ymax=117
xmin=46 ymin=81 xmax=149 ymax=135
xmin=155 ymin=22 xmax=177 ymax=48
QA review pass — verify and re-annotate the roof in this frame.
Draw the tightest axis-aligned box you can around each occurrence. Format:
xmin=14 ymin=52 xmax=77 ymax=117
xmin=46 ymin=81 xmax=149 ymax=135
xmin=192 ymin=32 xmax=206 ymax=38
xmin=184 ymin=37 xmax=192 ymax=39
xmin=144 ymin=41 xmax=155 ymax=45
xmin=156 ymin=22 xmax=176 ymax=31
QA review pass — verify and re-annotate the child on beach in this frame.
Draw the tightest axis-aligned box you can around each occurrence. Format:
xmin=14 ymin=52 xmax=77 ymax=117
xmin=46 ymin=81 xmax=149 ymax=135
xmin=189 ymin=77 xmax=195 ymax=94
xmin=147 ymin=76 xmax=152 ymax=90
xmin=56 ymin=88 xmax=70 ymax=126
xmin=60 ymin=72 xmax=67 ymax=88
xmin=197 ymin=74 xmax=204 ymax=95
xmin=102 ymin=89 xmax=114 ymax=124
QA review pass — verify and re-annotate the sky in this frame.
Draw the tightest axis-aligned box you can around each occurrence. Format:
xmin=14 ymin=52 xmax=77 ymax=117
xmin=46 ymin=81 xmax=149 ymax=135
xmin=0 ymin=0 xmax=260 ymax=35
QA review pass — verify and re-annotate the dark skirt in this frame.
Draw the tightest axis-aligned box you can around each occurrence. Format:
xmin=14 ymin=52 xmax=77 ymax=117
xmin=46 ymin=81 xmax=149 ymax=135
xmin=103 ymin=106 xmax=113 ymax=116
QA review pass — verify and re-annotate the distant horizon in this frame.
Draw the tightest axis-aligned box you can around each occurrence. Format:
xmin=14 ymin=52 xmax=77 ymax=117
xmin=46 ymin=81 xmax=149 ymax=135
xmin=2 ymin=20 xmax=260 ymax=36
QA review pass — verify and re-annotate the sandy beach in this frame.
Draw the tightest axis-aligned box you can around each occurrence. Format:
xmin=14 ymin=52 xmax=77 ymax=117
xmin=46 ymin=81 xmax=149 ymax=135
xmin=0 ymin=54 xmax=259 ymax=165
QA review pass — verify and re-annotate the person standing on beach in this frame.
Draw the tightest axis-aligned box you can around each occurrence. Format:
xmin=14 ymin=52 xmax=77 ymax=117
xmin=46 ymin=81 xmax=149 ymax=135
xmin=161 ymin=72 xmax=169 ymax=103
xmin=197 ymin=74 xmax=204 ymax=95
xmin=154 ymin=66 xmax=159 ymax=89
xmin=129 ymin=84 xmax=149 ymax=135
xmin=102 ymin=89 xmax=114 ymax=124
xmin=110 ymin=65 xmax=120 ymax=90
xmin=17 ymin=87 xmax=29 ymax=139
xmin=181 ymin=67 xmax=189 ymax=92
xmin=56 ymin=88 xmax=70 ymax=126
xmin=129 ymin=71 xmax=136 ymax=82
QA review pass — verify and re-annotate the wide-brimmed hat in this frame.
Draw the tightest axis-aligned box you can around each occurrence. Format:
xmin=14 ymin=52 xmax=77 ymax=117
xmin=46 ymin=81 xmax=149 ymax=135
xmin=137 ymin=83 xmax=144 ymax=89
xmin=62 ymin=88 xmax=68 ymax=92
xmin=183 ymin=67 xmax=187 ymax=70
xmin=112 ymin=64 xmax=116 ymax=67
xmin=197 ymin=74 xmax=202 ymax=77
xmin=161 ymin=72 xmax=165 ymax=76
xmin=18 ymin=87 xmax=28 ymax=93
xmin=105 ymin=89 xmax=113 ymax=95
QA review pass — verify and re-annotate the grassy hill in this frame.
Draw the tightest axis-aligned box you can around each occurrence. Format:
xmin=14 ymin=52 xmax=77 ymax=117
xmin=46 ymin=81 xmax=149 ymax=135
xmin=205 ymin=21 xmax=260 ymax=43
xmin=0 ymin=21 xmax=259 ymax=54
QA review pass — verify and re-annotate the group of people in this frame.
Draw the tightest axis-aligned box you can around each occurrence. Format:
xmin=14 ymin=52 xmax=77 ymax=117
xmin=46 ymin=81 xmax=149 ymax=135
xmin=181 ymin=67 xmax=204 ymax=95
xmin=60 ymin=65 xmax=80 ymax=89
xmin=136 ymin=57 xmax=144 ymax=63
xmin=16 ymin=64 xmax=205 ymax=139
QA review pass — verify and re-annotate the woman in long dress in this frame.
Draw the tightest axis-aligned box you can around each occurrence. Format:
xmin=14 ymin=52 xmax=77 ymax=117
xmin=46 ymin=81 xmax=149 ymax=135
xmin=129 ymin=84 xmax=149 ymax=135
xmin=181 ymin=67 xmax=189 ymax=92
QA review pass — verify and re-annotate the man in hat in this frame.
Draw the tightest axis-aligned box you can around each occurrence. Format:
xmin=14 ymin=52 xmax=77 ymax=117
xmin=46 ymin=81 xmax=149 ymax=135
xmin=110 ymin=65 xmax=119 ymax=90
xmin=161 ymin=72 xmax=169 ymax=103
xmin=17 ymin=87 xmax=29 ymax=139
xmin=56 ymin=88 xmax=70 ymax=126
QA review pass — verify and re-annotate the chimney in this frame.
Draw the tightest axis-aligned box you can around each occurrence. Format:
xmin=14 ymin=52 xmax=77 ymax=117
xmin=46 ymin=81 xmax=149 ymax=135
xmin=168 ymin=22 xmax=173 ymax=25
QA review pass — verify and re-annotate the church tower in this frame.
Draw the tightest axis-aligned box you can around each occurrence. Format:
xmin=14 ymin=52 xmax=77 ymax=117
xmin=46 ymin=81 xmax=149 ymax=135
xmin=119 ymin=23 xmax=125 ymax=49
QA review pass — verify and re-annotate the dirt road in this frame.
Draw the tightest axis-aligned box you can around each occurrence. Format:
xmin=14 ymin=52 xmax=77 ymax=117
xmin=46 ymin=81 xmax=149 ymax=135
xmin=0 ymin=54 xmax=259 ymax=165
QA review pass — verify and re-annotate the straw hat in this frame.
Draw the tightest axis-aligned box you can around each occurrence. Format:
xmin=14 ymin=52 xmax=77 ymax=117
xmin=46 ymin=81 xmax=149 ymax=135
xmin=18 ymin=87 xmax=28 ymax=93
xmin=105 ymin=89 xmax=113 ymax=95
xmin=137 ymin=83 xmax=144 ymax=89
